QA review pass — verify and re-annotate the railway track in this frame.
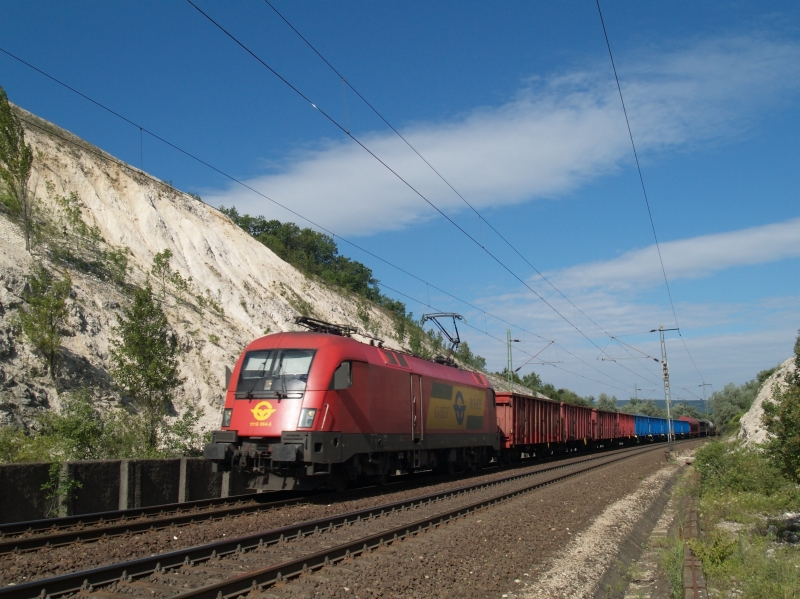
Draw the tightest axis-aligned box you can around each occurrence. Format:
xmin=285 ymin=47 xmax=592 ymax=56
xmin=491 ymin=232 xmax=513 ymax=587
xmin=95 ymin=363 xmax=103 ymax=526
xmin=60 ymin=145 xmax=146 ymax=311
xmin=0 ymin=440 xmax=669 ymax=555
xmin=0 ymin=439 xmax=697 ymax=599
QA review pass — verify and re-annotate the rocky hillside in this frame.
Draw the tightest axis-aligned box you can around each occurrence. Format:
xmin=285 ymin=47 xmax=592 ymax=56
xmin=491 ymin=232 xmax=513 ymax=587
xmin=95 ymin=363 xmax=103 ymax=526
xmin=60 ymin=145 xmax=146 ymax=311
xmin=737 ymin=356 xmax=797 ymax=446
xmin=0 ymin=107 xmax=416 ymax=431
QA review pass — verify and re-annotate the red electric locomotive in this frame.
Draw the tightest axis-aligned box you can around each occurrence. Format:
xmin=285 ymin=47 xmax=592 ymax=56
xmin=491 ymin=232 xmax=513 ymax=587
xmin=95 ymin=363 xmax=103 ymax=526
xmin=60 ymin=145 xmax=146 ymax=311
xmin=204 ymin=317 xmax=499 ymax=491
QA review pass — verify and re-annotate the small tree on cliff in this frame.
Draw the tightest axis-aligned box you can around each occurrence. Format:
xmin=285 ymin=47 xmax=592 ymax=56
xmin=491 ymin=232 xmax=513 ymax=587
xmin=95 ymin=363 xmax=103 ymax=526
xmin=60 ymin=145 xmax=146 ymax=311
xmin=0 ymin=84 xmax=35 ymax=252
xmin=763 ymin=330 xmax=800 ymax=482
xmin=19 ymin=264 xmax=72 ymax=375
xmin=110 ymin=285 xmax=184 ymax=454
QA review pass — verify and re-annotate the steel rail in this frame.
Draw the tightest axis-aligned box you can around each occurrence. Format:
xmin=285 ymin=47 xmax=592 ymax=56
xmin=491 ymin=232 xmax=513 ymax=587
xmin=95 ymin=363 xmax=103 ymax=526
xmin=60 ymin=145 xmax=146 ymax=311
xmin=0 ymin=439 xmax=697 ymax=599
xmin=0 ymin=440 xmax=567 ymax=536
xmin=173 ymin=440 xmax=697 ymax=599
xmin=0 ymin=439 xmax=658 ymax=553
xmin=0 ymin=489 xmax=309 ymax=538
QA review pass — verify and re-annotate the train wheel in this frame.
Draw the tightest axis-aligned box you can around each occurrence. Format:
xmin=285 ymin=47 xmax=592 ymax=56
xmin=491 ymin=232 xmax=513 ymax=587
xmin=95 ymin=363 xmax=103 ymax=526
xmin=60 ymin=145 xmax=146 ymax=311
xmin=376 ymin=468 xmax=391 ymax=486
xmin=330 ymin=467 xmax=350 ymax=492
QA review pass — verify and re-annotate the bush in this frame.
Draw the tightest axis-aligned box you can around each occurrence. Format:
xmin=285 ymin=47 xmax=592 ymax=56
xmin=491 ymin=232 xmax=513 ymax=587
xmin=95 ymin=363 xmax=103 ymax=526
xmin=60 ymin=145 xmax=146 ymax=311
xmin=0 ymin=426 xmax=44 ymax=463
xmin=37 ymin=389 xmax=106 ymax=461
xmin=694 ymin=441 xmax=787 ymax=496
xmin=0 ymin=391 xmax=206 ymax=463
xmin=42 ymin=184 xmax=129 ymax=284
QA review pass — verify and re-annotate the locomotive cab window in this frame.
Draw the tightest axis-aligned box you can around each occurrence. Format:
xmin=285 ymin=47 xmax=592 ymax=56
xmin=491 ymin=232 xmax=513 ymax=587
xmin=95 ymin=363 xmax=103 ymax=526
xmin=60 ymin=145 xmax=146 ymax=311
xmin=235 ymin=349 xmax=316 ymax=399
xmin=330 ymin=361 xmax=352 ymax=390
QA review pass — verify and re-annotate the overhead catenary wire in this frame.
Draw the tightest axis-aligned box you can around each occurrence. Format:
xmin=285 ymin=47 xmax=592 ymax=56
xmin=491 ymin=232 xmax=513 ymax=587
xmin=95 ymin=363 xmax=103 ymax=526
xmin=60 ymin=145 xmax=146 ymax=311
xmin=18 ymin=113 xmax=632 ymax=398
xmin=183 ymin=1 xmax=663 ymax=390
xmin=0 ymin=44 xmax=656 ymax=393
xmin=260 ymin=0 xmax=663 ymax=384
xmin=6 ymin=85 xmax=636 ymax=397
xmin=378 ymin=282 xmax=635 ymax=395
xmin=594 ymin=0 xmax=705 ymax=384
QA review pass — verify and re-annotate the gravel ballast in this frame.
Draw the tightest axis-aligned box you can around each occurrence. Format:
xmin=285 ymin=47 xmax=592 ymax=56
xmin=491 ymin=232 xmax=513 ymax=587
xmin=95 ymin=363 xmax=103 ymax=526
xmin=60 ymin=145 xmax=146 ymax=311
xmin=249 ymin=442 xmax=700 ymax=599
xmin=0 ymin=448 xmax=657 ymax=587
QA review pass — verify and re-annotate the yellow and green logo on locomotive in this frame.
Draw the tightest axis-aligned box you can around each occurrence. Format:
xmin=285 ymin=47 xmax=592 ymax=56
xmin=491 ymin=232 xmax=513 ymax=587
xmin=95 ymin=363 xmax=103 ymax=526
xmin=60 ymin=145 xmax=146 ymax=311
xmin=426 ymin=382 xmax=485 ymax=430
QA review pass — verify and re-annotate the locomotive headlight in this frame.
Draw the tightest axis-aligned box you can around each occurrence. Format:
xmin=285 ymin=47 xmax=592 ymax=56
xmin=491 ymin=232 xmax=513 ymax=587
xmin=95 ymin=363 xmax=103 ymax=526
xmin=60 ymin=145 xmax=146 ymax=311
xmin=297 ymin=408 xmax=317 ymax=429
xmin=221 ymin=408 xmax=233 ymax=427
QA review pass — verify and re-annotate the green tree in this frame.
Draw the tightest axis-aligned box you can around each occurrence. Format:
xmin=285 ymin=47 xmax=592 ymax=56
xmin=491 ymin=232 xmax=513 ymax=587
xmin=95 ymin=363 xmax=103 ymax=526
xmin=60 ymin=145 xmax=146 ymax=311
xmin=536 ymin=383 xmax=593 ymax=406
xmin=596 ymin=393 xmax=618 ymax=412
xmin=408 ymin=326 xmax=431 ymax=359
xmin=0 ymin=85 xmax=35 ymax=252
xmin=672 ymin=402 xmax=701 ymax=419
xmin=0 ymin=427 xmax=42 ymax=463
xmin=151 ymin=249 xmax=173 ymax=300
xmin=110 ymin=285 xmax=184 ymax=453
xmin=105 ymin=247 xmax=129 ymax=285
xmin=621 ymin=397 xmax=665 ymax=417
xmin=521 ymin=371 xmax=542 ymax=391
xmin=762 ymin=330 xmax=800 ymax=481
xmin=19 ymin=264 xmax=72 ymax=375
xmin=220 ymin=206 xmax=385 ymax=302
xmin=454 ymin=341 xmax=487 ymax=371
xmin=709 ymin=378 xmax=763 ymax=431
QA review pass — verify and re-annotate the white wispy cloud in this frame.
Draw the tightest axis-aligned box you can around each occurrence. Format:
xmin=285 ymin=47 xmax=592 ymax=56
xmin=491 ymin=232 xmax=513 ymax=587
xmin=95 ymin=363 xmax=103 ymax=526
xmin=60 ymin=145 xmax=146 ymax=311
xmin=552 ymin=216 xmax=800 ymax=291
xmin=206 ymin=34 xmax=800 ymax=236
xmin=461 ymin=217 xmax=800 ymax=395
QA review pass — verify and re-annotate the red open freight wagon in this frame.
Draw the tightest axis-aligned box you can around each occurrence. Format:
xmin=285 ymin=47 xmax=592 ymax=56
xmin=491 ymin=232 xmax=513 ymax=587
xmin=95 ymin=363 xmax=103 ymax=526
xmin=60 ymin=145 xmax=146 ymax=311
xmin=496 ymin=391 xmax=637 ymax=458
xmin=495 ymin=391 xmax=561 ymax=456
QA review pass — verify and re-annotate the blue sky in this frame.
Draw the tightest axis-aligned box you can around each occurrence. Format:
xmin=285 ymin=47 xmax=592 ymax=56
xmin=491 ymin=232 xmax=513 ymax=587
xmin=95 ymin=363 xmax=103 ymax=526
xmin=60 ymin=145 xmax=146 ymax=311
xmin=2 ymin=1 xmax=799 ymax=401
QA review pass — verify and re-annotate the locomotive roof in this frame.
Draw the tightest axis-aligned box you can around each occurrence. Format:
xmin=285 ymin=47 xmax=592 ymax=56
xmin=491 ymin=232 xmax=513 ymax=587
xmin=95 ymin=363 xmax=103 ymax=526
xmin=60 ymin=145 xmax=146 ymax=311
xmin=241 ymin=330 xmax=490 ymax=388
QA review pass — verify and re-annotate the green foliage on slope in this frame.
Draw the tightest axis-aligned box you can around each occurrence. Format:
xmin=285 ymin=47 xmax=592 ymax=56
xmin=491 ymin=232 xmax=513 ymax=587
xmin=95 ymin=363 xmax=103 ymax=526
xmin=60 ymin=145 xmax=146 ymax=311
xmin=220 ymin=206 xmax=385 ymax=302
xmin=0 ymin=388 xmax=208 ymax=464
xmin=18 ymin=264 xmax=72 ymax=375
xmin=219 ymin=205 xmax=491 ymax=368
xmin=688 ymin=439 xmax=800 ymax=598
xmin=763 ymin=330 xmax=800 ymax=482
xmin=109 ymin=284 xmax=185 ymax=453
xmin=677 ymin=331 xmax=800 ymax=599
xmin=0 ymin=84 xmax=35 ymax=252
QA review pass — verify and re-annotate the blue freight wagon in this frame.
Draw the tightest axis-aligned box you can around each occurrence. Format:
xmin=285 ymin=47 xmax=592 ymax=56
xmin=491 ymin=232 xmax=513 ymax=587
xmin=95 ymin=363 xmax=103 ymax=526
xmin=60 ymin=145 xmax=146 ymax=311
xmin=673 ymin=419 xmax=690 ymax=437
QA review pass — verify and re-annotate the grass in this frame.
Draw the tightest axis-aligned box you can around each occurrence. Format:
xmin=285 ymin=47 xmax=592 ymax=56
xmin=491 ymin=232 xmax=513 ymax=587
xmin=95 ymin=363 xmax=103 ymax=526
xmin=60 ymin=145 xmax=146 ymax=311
xmin=681 ymin=441 xmax=800 ymax=598
xmin=660 ymin=534 xmax=685 ymax=599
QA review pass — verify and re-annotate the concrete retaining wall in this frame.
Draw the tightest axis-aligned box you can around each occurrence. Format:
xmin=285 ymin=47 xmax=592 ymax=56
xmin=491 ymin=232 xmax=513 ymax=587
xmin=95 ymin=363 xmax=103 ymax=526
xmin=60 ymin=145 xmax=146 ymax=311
xmin=0 ymin=462 xmax=54 ymax=523
xmin=0 ymin=458 xmax=238 ymax=524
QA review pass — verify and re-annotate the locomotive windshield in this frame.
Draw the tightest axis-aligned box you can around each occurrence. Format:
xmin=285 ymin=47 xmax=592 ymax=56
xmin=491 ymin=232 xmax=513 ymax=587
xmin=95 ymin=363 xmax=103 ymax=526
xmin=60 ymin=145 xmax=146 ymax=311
xmin=235 ymin=349 xmax=316 ymax=399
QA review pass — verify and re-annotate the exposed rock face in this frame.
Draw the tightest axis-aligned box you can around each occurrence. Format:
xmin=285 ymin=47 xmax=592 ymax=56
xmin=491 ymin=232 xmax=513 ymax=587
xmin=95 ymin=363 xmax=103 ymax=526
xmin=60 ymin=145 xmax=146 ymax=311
xmin=738 ymin=357 xmax=797 ymax=446
xmin=1 ymin=108 xmax=406 ymax=431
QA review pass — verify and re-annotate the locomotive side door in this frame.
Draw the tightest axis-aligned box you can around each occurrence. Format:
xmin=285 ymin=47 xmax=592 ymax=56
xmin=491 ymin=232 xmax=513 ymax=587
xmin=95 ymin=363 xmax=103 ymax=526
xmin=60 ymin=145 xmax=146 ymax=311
xmin=410 ymin=373 xmax=423 ymax=443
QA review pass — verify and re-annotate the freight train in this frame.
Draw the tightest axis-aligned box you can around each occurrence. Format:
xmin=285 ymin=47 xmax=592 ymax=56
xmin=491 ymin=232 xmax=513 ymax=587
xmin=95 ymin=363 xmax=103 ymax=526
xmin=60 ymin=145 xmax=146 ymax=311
xmin=204 ymin=317 xmax=711 ymax=491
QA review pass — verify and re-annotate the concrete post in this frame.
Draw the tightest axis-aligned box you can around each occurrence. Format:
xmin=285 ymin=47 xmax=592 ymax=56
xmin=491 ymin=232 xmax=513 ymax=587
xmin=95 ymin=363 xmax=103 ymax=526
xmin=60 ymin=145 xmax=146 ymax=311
xmin=133 ymin=461 xmax=142 ymax=508
xmin=57 ymin=462 xmax=72 ymax=517
xmin=178 ymin=458 xmax=188 ymax=503
xmin=119 ymin=460 xmax=138 ymax=510
xmin=221 ymin=471 xmax=230 ymax=498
